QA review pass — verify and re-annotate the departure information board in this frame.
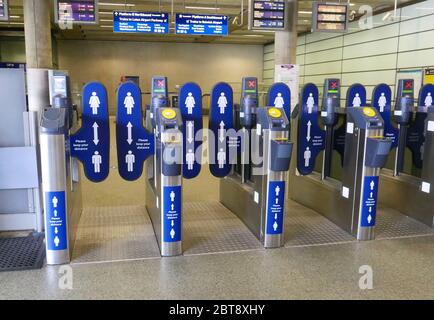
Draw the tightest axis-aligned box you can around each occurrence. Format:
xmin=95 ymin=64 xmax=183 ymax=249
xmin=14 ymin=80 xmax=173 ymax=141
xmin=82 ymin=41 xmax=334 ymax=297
xmin=113 ymin=11 xmax=169 ymax=34
xmin=55 ymin=0 xmax=98 ymax=25
xmin=312 ymin=2 xmax=349 ymax=32
xmin=175 ymin=13 xmax=228 ymax=36
xmin=249 ymin=0 xmax=286 ymax=31
xmin=0 ymin=0 xmax=8 ymax=21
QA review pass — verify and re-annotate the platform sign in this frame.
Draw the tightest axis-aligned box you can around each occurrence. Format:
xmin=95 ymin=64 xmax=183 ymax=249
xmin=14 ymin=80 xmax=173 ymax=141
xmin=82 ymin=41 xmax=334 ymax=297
xmin=312 ymin=2 xmax=349 ymax=33
xmin=45 ymin=191 xmax=68 ymax=251
xmin=267 ymin=82 xmax=291 ymax=120
xmin=175 ymin=13 xmax=228 ymax=36
xmin=372 ymin=84 xmax=398 ymax=149
xmin=249 ymin=0 xmax=286 ymax=31
xmin=266 ymin=181 xmax=285 ymax=235
xmin=360 ymin=176 xmax=379 ymax=227
xmin=70 ymin=82 xmax=110 ymax=182
xmin=209 ymin=82 xmax=234 ymax=178
xmin=163 ymin=186 xmax=182 ymax=242
xmin=297 ymin=83 xmax=325 ymax=175
xmin=0 ymin=0 xmax=9 ymax=21
xmin=113 ymin=11 xmax=169 ymax=34
xmin=55 ymin=0 xmax=98 ymax=25
xmin=116 ymin=81 xmax=154 ymax=181
xmin=179 ymin=82 xmax=203 ymax=179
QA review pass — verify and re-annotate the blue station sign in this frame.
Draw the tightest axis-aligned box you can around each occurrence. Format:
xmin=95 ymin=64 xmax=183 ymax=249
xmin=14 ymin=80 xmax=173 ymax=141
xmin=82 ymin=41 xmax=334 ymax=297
xmin=179 ymin=82 xmax=203 ymax=179
xmin=116 ymin=82 xmax=154 ymax=181
xmin=176 ymin=13 xmax=228 ymax=36
xmin=209 ymin=82 xmax=234 ymax=178
xmin=70 ymin=82 xmax=110 ymax=183
xmin=297 ymin=83 xmax=325 ymax=175
xmin=113 ymin=11 xmax=169 ymax=34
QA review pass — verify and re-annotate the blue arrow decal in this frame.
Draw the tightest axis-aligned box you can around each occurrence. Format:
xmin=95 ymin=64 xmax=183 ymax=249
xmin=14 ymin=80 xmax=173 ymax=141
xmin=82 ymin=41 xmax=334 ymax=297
xmin=70 ymin=82 xmax=110 ymax=183
xmin=116 ymin=81 xmax=154 ymax=181
xmin=179 ymin=82 xmax=203 ymax=179
xmin=267 ymin=82 xmax=291 ymax=120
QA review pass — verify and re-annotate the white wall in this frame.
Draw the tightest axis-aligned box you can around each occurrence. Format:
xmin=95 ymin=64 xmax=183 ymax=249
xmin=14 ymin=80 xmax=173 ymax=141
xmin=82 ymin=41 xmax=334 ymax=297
xmin=57 ymin=40 xmax=264 ymax=113
xmin=264 ymin=0 xmax=434 ymax=104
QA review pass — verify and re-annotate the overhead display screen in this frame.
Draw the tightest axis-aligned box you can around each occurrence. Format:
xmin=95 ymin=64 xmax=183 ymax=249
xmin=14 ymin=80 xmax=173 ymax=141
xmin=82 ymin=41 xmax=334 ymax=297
xmin=249 ymin=0 xmax=286 ymax=31
xmin=176 ymin=13 xmax=228 ymax=36
xmin=0 ymin=0 xmax=9 ymax=21
xmin=55 ymin=0 xmax=98 ymax=25
xmin=312 ymin=2 xmax=349 ymax=32
xmin=113 ymin=11 xmax=169 ymax=34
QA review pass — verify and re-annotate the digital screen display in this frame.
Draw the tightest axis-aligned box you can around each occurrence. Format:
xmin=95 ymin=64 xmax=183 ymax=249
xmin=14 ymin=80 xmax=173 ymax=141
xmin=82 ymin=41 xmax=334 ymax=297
xmin=56 ymin=0 xmax=98 ymax=24
xmin=153 ymin=78 xmax=167 ymax=93
xmin=403 ymin=80 xmax=414 ymax=94
xmin=327 ymin=80 xmax=340 ymax=93
xmin=244 ymin=78 xmax=258 ymax=93
xmin=312 ymin=2 xmax=349 ymax=32
xmin=0 ymin=0 xmax=8 ymax=21
xmin=250 ymin=0 xmax=286 ymax=30
xmin=176 ymin=14 xmax=228 ymax=36
xmin=113 ymin=11 xmax=169 ymax=34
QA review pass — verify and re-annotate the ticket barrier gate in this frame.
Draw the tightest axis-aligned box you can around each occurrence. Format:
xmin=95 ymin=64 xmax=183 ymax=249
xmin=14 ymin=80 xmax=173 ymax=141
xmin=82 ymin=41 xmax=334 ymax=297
xmin=40 ymin=77 xmax=110 ymax=265
xmin=291 ymin=79 xmax=392 ymax=240
xmin=220 ymin=77 xmax=293 ymax=248
xmin=378 ymin=80 xmax=434 ymax=227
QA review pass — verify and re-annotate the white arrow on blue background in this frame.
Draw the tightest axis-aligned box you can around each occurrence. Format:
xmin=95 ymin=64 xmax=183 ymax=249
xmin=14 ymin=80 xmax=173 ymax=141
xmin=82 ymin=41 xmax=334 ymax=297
xmin=187 ymin=121 xmax=194 ymax=144
xmin=127 ymin=122 xmax=133 ymax=145
xmin=370 ymin=180 xmax=375 ymax=190
xmin=307 ymin=120 xmax=312 ymax=142
xmin=93 ymin=122 xmax=99 ymax=145
xmin=219 ymin=121 xmax=225 ymax=143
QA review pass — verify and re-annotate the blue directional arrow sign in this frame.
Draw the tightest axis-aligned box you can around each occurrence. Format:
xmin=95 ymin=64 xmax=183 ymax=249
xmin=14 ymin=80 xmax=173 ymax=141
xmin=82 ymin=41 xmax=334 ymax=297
xmin=70 ymin=82 xmax=110 ymax=183
xmin=266 ymin=181 xmax=285 ymax=235
xmin=361 ymin=176 xmax=379 ymax=227
xmin=179 ymin=82 xmax=203 ymax=179
xmin=45 ymin=191 xmax=67 ymax=250
xmin=163 ymin=186 xmax=182 ymax=242
xmin=372 ymin=84 xmax=399 ymax=149
xmin=209 ymin=82 xmax=234 ymax=178
xmin=297 ymin=83 xmax=325 ymax=175
xmin=267 ymin=82 xmax=291 ymax=120
xmin=116 ymin=82 xmax=154 ymax=181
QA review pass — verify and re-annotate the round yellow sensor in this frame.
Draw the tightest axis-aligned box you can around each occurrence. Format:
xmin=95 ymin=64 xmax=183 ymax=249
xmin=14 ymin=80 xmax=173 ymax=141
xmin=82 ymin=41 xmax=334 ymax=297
xmin=363 ymin=107 xmax=376 ymax=117
xmin=268 ymin=107 xmax=282 ymax=118
xmin=162 ymin=108 xmax=176 ymax=120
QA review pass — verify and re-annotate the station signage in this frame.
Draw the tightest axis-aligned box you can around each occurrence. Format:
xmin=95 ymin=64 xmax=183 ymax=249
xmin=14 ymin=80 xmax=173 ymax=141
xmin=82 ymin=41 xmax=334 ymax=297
xmin=113 ymin=11 xmax=169 ymax=34
xmin=0 ymin=0 xmax=8 ymax=21
xmin=175 ymin=13 xmax=228 ymax=36
xmin=249 ymin=0 xmax=287 ymax=31
xmin=55 ymin=0 xmax=98 ymax=25
xmin=312 ymin=2 xmax=349 ymax=32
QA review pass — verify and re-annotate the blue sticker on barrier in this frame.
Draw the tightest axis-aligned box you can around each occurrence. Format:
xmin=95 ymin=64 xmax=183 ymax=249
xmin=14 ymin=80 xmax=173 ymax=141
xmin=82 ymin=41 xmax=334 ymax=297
xmin=361 ymin=176 xmax=379 ymax=227
xmin=419 ymin=84 xmax=434 ymax=108
xmin=297 ymin=83 xmax=325 ymax=175
xmin=346 ymin=83 xmax=366 ymax=108
xmin=163 ymin=186 xmax=182 ymax=242
xmin=209 ymin=82 xmax=234 ymax=178
xmin=267 ymin=82 xmax=291 ymax=120
xmin=116 ymin=82 xmax=154 ymax=181
xmin=266 ymin=181 xmax=285 ymax=235
xmin=71 ymin=82 xmax=110 ymax=183
xmin=372 ymin=84 xmax=399 ymax=149
xmin=45 ymin=191 xmax=68 ymax=251
xmin=179 ymin=82 xmax=203 ymax=179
